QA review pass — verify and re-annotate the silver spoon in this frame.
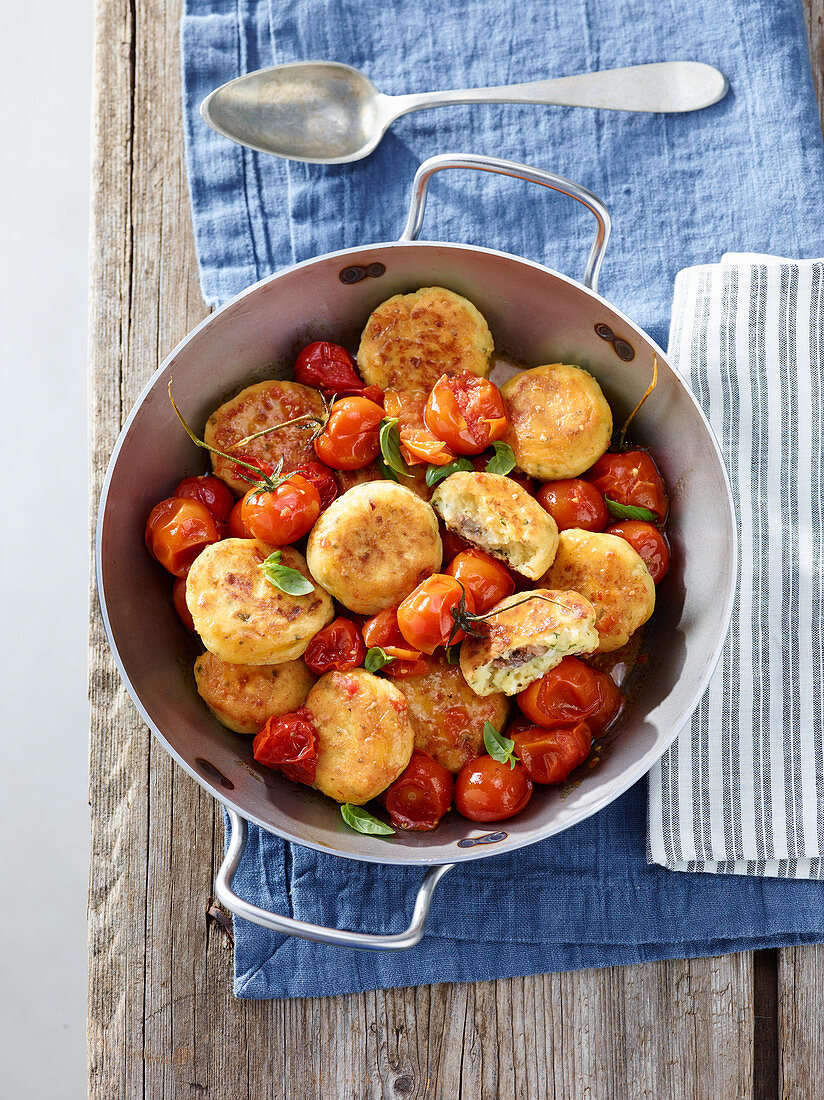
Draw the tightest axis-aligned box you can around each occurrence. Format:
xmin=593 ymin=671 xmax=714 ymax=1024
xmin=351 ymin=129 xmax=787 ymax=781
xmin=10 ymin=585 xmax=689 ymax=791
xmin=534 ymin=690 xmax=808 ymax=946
xmin=201 ymin=60 xmax=728 ymax=165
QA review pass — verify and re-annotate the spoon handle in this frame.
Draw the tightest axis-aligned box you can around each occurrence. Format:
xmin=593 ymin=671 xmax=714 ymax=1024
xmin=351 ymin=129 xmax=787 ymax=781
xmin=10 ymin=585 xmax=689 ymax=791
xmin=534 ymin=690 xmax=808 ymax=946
xmin=388 ymin=61 xmax=727 ymax=117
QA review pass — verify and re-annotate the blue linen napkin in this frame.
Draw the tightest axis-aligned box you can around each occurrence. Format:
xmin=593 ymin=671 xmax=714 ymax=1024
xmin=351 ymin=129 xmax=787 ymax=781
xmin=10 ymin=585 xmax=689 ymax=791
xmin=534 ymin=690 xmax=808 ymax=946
xmin=181 ymin=0 xmax=824 ymax=999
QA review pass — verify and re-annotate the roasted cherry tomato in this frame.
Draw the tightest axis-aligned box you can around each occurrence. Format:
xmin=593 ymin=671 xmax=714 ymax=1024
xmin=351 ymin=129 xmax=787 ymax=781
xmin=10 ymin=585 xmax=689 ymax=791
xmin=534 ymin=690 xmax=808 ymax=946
xmin=145 ymin=497 xmax=222 ymax=577
xmin=171 ymin=577 xmax=196 ymax=632
xmin=454 ymin=755 xmax=533 ymax=822
xmin=381 ymin=749 xmax=454 ymax=830
xmin=517 ymin=656 xmax=624 ymax=737
xmin=424 ymin=371 xmax=508 ymax=455
xmin=396 ymin=574 xmax=477 ymax=654
xmin=239 ymin=473 xmax=321 ymax=545
xmin=440 ymin=526 xmax=472 ymax=561
xmin=606 ymin=520 xmax=671 ymax=584
xmin=293 ymin=341 xmax=364 ymax=395
xmin=362 ymin=607 xmax=429 ymax=678
xmin=445 ymin=548 xmax=515 ymax=614
xmin=585 ymin=449 xmax=669 ymax=522
xmin=172 ymin=474 xmax=235 ymax=524
xmin=313 ymin=395 xmax=385 ymax=470
xmin=228 ymin=498 xmax=254 ymax=538
xmin=384 ymin=388 xmax=455 ymax=466
xmin=303 ymin=616 xmax=367 ymax=675
xmin=511 ymin=721 xmax=592 ymax=785
xmin=293 ymin=460 xmax=338 ymax=511
xmin=252 ymin=708 xmax=319 ymax=785
xmin=536 ymin=478 xmax=609 ymax=532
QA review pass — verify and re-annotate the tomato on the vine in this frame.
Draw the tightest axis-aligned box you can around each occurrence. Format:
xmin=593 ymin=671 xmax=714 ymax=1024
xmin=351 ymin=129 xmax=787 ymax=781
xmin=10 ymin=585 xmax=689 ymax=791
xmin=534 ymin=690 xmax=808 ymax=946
xmin=381 ymin=749 xmax=454 ymax=830
xmin=536 ymin=478 xmax=609 ymax=532
xmin=424 ymin=371 xmax=508 ymax=455
xmin=172 ymin=577 xmax=196 ymax=631
xmin=303 ymin=617 xmax=367 ymax=675
xmin=606 ymin=521 xmax=670 ymax=584
xmin=511 ymin=721 xmax=592 ymax=784
xmin=361 ymin=608 xmax=429 ymax=678
xmin=585 ymin=449 xmax=668 ymax=522
xmin=252 ymin=708 xmax=319 ymax=785
xmin=239 ymin=473 xmax=321 ymax=545
xmin=173 ymin=474 xmax=235 ymax=523
xmin=454 ymin=755 xmax=533 ymax=822
xmin=293 ymin=460 xmax=338 ymax=510
xmin=145 ymin=497 xmax=222 ymax=577
xmin=517 ymin=656 xmax=624 ymax=737
xmin=396 ymin=574 xmax=476 ymax=654
xmin=228 ymin=498 xmax=254 ymax=538
xmin=313 ymin=395 xmax=384 ymax=470
xmin=445 ymin=548 xmax=515 ymax=614
xmin=293 ymin=341 xmax=364 ymax=395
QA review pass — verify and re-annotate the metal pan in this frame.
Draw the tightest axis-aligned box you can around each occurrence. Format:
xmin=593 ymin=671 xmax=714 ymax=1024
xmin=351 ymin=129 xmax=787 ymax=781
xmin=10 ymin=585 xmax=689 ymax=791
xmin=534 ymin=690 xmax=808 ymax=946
xmin=96 ymin=154 xmax=736 ymax=950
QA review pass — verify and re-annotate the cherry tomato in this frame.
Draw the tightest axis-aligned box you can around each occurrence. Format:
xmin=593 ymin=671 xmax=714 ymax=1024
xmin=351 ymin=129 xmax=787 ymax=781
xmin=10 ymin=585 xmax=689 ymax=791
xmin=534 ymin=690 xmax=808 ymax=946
xmin=517 ymin=656 xmax=624 ymax=737
xmin=239 ymin=474 xmax=321 ymax=545
xmin=455 ymin=755 xmax=533 ymax=822
xmin=303 ymin=617 xmax=367 ymax=675
xmin=396 ymin=574 xmax=476 ymax=654
xmin=172 ymin=474 xmax=235 ymax=523
xmin=440 ymin=526 xmax=472 ymax=561
xmin=445 ymin=548 xmax=515 ymax=614
xmin=511 ymin=721 xmax=592 ymax=785
xmin=313 ymin=396 xmax=384 ymax=470
xmin=384 ymin=388 xmax=454 ymax=466
xmin=585 ymin=449 xmax=669 ymax=522
xmin=424 ymin=371 xmax=508 ymax=455
xmin=293 ymin=460 xmax=338 ymax=510
xmin=252 ymin=708 xmax=319 ymax=784
xmin=381 ymin=749 xmax=454 ymax=830
xmin=536 ymin=479 xmax=609 ymax=532
xmin=171 ymin=577 xmax=196 ymax=632
xmin=293 ymin=341 xmax=363 ymax=395
xmin=145 ymin=497 xmax=222 ymax=577
xmin=606 ymin=520 xmax=671 ymax=584
xmin=228 ymin=498 xmax=254 ymax=538
xmin=362 ymin=608 xmax=429 ymax=678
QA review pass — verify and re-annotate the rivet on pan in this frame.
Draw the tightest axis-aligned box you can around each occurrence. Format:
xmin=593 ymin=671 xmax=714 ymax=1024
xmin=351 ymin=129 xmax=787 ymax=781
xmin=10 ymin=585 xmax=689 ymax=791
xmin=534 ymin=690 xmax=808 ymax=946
xmin=613 ymin=338 xmax=635 ymax=361
xmin=365 ymin=262 xmax=386 ymax=278
xmin=456 ymin=831 xmax=508 ymax=848
xmin=339 ymin=265 xmax=366 ymax=284
xmin=595 ymin=323 xmax=614 ymax=341
xmin=195 ymin=757 xmax=235 ymax=790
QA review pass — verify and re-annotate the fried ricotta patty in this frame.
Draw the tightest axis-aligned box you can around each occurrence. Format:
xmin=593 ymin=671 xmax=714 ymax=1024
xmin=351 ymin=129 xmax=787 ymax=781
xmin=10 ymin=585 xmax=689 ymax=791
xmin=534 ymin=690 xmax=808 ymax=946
xmin=431 ymin=471 xmax=558 ymax=579
xmin=459 ymin=588 xmax=599 ymax=696
xmin=306 ymin=669 xmax=414 ymax=804
xmin=501 ymin=363 xmax=613 ymax=480
xmin=204 ymin=380 xmax=324 ymax=495
xmin=392 ymin=652 xmax=510 ymax=773
xmin=540 ymin=529 xmax=655 ymax=653
xmin=186 ymin=539 xmax=334 ymax=665
xmin=356 ymin=286 xmax=493 ymax=392
xmin=193 ymin=652 xmax=315 ymax=735
xmin=306 ymin=482 xmax=442 ymax=615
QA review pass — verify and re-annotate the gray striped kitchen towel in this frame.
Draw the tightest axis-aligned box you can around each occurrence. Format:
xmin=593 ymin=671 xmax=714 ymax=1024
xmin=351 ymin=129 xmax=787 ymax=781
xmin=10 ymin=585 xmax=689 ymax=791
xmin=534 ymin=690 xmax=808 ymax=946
xmin=648 ymin=255 xmax=824 ymax=879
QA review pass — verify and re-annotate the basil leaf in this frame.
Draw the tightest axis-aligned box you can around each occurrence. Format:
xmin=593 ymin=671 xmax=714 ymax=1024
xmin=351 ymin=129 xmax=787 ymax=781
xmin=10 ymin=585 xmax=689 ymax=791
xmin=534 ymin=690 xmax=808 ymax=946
xmin=445 ymin=643 xmax=462 ymax=665
xmin=483 ymin=721 xmax=519 ymax=769
xmin=341 ymin=803 xmax=395 ymax=836
xmin=258 ymin=550 xmax=315 ymax=596
xmin=375 ymin=456 xmax=399 ymax=482
xmin=378 ymin=418 xmax=412 ymax=476
xmin=485 ymin=442 xmax=517 ymax=476
xmin=425 ymin=457 xmax=474 ymax=487
xmin=364 ymin=646 xmax=393 ymax=673
xmin=604 ymin=496 xmax=657 ymax=523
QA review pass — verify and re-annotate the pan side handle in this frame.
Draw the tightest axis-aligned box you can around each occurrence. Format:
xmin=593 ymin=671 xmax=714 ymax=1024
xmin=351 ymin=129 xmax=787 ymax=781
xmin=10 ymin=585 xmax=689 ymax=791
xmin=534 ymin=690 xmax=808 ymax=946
xmin=399 ymin=153 xmax=611 ymax=293
xmin=214 ymin=809 xmax=455 ymax=951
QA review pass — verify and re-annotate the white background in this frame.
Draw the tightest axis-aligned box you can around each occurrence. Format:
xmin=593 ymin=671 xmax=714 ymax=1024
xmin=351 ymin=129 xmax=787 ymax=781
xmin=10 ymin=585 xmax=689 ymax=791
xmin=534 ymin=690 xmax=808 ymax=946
xmin=1 ymin=2 xmax=93 ymax=1096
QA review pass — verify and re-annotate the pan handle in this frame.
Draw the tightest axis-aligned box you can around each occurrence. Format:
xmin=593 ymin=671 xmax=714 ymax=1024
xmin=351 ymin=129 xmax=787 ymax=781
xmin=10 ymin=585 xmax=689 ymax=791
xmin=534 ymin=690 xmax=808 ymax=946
xmin=214 ymin=809 xmax=455 ymax=951
xmin=399 ymin=153 xmax=611 ymax=293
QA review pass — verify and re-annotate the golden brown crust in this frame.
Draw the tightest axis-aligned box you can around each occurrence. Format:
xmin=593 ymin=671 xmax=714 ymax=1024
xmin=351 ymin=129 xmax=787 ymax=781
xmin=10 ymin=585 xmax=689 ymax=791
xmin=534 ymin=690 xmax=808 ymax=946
xmin=306 ymin=669 xmax=414 ymax=804
xmin=204 ymin=380 xmax=324 ymax=495
xmin=185 ymin=540 xmax=334 ymax=664
xmin=540 ymin=529 xmax=655 ymax=653
xmin=193 ymin=652 xmax=315 ymax=734
xmin=392 ymin=653 xmax=510 ymax=773
xmin=356 ymin=287 xmax=493 ymax=391
xmin=501 ymin=363 xmax=612 ymax=480
xmin=306 ymin=482 xmax=442 ymax=614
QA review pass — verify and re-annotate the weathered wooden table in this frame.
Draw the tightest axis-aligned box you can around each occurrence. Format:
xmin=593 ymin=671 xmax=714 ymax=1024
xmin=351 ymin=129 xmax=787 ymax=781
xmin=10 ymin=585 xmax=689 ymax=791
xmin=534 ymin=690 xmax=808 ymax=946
xmin=88 ymin=3 xmax=824 ymax=1096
